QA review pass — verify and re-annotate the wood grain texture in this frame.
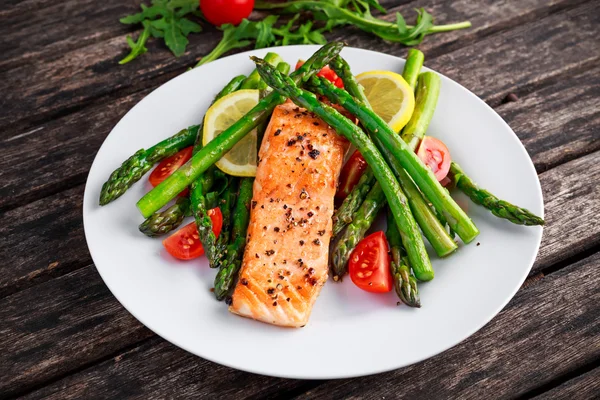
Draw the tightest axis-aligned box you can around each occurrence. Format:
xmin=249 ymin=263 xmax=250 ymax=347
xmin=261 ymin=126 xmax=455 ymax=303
xmin=498 ymin=63 xmax=600 ymax=173
xmin=532 ymin=367 xmax=600 ymax=400
xmin=0 ymin=267 xmax=154 ymax=398
xmin=1 ymin=0 xmax=597 ymax=134
xmin=1 ymin=151 xmax=599 ymax=397
xmin=534 ymin=151 xmax=600 ymax=272
xmin=18 ymin=252 xmax=600 ymax=400
xmin=0 ymin=0 xmax=132 ymax=70
xmin=0 ymin=187 xmax=87 ymax=298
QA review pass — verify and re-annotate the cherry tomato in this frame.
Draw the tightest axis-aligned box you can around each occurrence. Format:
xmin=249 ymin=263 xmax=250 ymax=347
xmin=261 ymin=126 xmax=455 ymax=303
xmin=336 ymin=150 xmax=368 ymax=199
xmin=417 ymin=136 xmax=451 ymax=181
xmin=162 ymin=208 xmax=223 ymax=260
xmin=349 ymin=231 xmax=392 ymax=293
xmin=200 ymin=0 xmax=254 ymax=27
xmin=295 ymin=60 xmax=344 ymax=88
xmin=149 ymin=146 xmax=193 ymax=196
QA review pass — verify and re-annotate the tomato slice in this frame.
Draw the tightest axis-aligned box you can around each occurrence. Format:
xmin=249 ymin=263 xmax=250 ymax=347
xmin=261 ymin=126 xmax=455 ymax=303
xmin=337 ymin=150 xmax=368 ymax=199
xmin=349 ymin=231 xmax=392 ymax=293
xmin=417 ymin=136 xmax=451 ymax=181
xmin=149 ymin=147 xmax=193 ymax=196
xmin=162 ymin=208 xmax=223 ymax=260
xmin=295 ymin=60 xmax=344 ymax=88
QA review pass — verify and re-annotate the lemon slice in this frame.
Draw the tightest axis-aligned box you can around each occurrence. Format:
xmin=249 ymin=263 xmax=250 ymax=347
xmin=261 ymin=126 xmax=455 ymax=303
xmin=203 ymin=89 xmax=260 ymax=177
xmin=356 ymin=70 xmax=415 ymax=132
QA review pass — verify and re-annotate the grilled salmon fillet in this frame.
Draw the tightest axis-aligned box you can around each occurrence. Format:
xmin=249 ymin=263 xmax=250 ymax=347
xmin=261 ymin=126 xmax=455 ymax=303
xmin=229 ymin=101 xmax=349 ymax=327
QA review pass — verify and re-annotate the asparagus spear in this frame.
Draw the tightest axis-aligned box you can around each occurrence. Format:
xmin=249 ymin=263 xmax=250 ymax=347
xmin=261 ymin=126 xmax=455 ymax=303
xmin=137 ymin=41 xmax=345 ymax=218
xmin=401 ymin=49 xmax=424 ymax=91
xmin=241 ymin=53 xmax=283 ymax=90
xmin=449 ymin=162 xmax=545 ymax=226
xmin=252 ymin=57 xmax=433 ymax=280
xmin=138 ymin=197 xmax=191 ymax=237
xmin=214 ymin=177 xmax=254 ymax=300
xmin=307 ymin=75 xmax=479 ymax=244
xmin=215 ymin=177 xmax=239 ymax=262
xmin=332 ymin=168 xmax=375 ymax=236
xmin=387 ymin=210 xmax=420 ymax=307
xmin=401 ymin=72 xmax=440 ymax=151
xmin=331 ymin=184 xmax=386 ymax=280
xmin=99 ymin=125 xmax=198 ymax=205
xmin=330 ymin=55 xmax=456 ymax=257
xmin=190 ymin=75 xmax=247 ymax=267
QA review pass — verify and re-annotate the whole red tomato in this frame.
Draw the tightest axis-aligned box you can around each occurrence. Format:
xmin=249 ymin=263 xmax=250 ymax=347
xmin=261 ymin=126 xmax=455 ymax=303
xmin=201 ymin=0 xmax=255 ymax=26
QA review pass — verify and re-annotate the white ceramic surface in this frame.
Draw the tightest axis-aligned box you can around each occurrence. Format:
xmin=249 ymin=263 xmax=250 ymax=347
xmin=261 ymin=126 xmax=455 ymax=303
xmin=83 ymin=45 xmax=543 ymax=379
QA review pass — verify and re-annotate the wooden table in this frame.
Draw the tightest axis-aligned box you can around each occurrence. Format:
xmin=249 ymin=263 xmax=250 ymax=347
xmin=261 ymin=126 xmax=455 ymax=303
xmin=1 ymin=0 xmax=599 ymax=398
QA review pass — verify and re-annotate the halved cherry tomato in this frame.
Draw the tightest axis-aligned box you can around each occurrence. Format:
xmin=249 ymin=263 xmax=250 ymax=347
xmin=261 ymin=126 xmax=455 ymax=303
xmin=200 ymin=0 xmax=254 ymax=27
xmin=295 ymin=60 xmax=344 ymax=88
xmin=149 ymin=146 xmax=193 ymax=196
xmin=349 ymin=231 xmax=392 ymax=293
xmin=162 ymin=208 xmax=223 ymax=260
xmin=417 ymin=136 xmax=451 ymax=181
xmin=336 ymin=150 xmax=368 ymax=199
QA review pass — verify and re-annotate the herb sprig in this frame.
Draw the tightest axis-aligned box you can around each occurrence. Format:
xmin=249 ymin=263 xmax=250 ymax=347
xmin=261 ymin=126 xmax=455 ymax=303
xmin=118 ymin=0 xmax=470 ymax=66
xmin=119 ymin=0 xmax=202 ymax=64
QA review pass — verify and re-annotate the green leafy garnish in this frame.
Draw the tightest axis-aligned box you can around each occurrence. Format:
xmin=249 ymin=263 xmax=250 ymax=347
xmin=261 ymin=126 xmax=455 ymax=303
xmin=118 ymin=0 xmax=470 ymax=67
xmin=119 ymin=0 xmax=201 ymax=64
xmin=194 ymin=15 xmax=339 ymax=67
xmin=254 ymin=0 xmax=471 ymax=46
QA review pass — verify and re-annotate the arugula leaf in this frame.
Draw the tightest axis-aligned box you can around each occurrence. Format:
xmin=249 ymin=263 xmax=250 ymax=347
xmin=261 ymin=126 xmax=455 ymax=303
xmin=119 ymin=0 xmax=201 ymax=62
xmin=254 ymin=1 xmax=470 ymax=47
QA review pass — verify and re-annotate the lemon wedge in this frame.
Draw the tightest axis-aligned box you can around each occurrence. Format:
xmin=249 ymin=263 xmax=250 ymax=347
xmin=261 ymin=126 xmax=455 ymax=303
xmin=356 ymin=70 xmax=415 ymax=132
xmin=203 ymin=89 xmax=260 ymax=177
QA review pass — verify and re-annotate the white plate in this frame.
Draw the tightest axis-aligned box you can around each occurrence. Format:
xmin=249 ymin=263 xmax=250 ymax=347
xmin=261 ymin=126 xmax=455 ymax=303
xmin=83 ymin=45 xmax=543 ymax=379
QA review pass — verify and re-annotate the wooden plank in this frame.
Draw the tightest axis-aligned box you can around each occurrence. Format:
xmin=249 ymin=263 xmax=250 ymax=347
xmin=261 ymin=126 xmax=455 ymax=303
xmin=0 ymin=267 xmax=154 ymax=398
xmin=534 ymin=151 xmax=600 ymax=272
xmin=532 ymin=367 xmax=600 ymax=400
xmin=497 ymin=63 xmax=600 ymax=173
xmin=0 ymin=88 xmax=150 ymax=211
xmin=18 ymin=251 xmax=600 ymax=399
xmin=0 ymin=187 xmax=87 ymax=298
xmin=0 ymin=0 xmax=132 ymax=70
xmin=1 ymin=0 xmax=597 ymax=133
xmin=1 ymin=152 xmax=599 ymax=397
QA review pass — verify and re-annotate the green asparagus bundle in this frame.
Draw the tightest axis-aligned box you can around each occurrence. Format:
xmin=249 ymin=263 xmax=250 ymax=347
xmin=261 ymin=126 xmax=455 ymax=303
xmin=387 ymin=210 xmax=420 ymax=307
xmin=331 ymin=184 xmax=386 ymax=280
xmin=136 ymin=41 xmax=345 ymax=218
xmin=214 ymin=177 xmax=254 ymax=300
xmin=449 ymin=162 xmax=544 ymax=225
xmin=306 ymin=75 xmax=479 ymax=244
xmin=99 ymin=125 xmax=198 ymax=205
xmin=252 ymin=57 xmax=433 ymax=280
xmin=214 ymin=178 xmax=239 ymax=263
xmin=330 ymin=54 xmax=456 ymax=258
xmin=332 ymin=168 xmax=376 ymax=236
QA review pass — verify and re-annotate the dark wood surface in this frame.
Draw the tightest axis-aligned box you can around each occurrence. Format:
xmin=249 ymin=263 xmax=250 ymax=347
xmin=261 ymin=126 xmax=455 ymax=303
xmin=1 ymin=0 xmax=598 ymax=398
